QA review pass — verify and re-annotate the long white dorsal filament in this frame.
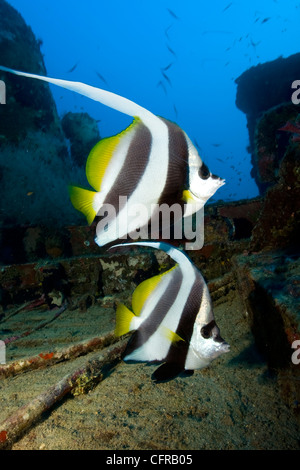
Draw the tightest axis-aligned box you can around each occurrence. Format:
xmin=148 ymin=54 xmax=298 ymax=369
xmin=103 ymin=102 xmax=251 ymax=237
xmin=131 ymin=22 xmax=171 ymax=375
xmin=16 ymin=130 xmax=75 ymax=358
xmin=0 ymin=65 xmax=156 ymax=125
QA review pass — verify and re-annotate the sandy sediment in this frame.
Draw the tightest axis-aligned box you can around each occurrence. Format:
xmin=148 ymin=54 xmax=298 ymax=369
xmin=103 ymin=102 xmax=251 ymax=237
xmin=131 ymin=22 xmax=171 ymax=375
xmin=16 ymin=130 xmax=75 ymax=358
xmin=0 ymin=285 xmax=299 ymax=450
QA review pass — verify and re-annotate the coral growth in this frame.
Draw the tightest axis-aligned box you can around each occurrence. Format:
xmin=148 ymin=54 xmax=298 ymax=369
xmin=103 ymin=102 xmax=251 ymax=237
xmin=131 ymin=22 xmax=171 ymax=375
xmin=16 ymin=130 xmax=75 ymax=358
xmin=61 ymin=112 xmax=100 ymax=167
xmin=235 ymin=53 xmax=300 ymax=194
xmin=0 ymin=0 xmax=95 ymax=230
xmin=0 ymin=131 xmax=86 ymax=228
xmin=0 ymin=0 xmax=63 ymax=143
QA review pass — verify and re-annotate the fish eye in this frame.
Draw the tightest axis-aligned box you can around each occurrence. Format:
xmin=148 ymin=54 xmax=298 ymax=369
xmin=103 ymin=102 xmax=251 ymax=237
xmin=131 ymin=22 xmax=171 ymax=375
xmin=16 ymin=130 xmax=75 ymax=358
xmin=200 ymin=325 xmax=211 ymax=339
xmin=199 ymin=163 xmax=210 ymax=180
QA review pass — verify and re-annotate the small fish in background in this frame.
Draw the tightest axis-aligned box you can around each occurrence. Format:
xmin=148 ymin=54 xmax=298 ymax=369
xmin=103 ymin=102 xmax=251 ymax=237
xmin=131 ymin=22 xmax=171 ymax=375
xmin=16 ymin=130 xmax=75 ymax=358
xmin=161 ymin=8 xmax=179 ymax=113
xmin=167 ymin=8 xmax=179 ymax=20
xmin=164 ymin=25 xmax=173 ymax=41
xmin=173 ymin=104 xmax=178 ymax=118
xmin=193 ymin=138 xmax=202 ymax=154
xmin=110 ymin=241 xmax=230 ymax=382
xmin=158 ymin=64 xmax=173 ymax=94
xmin=0 ymin=66 xmax=225 ymax=247
xmin=279 ymin=120 xmax=300 ymax=135
xmin=222 ymin=2 xmax=233 ymax=13
xmin=166 ymin=43 xmax=177 ymax=58
xmin=156 ymin=79 xmax=168 ymax=95
xmin=250 ymin=38 xmax=261 ymax=49
xmin=67 ymin=62 xmax=79 ymax=73
xmin=95 ymin=70 xmax=108 ymax=85
xmin=161 ymin=70 xmax=172 ymax=87
xmin=161 ymin=62 xmax=174 ymax=72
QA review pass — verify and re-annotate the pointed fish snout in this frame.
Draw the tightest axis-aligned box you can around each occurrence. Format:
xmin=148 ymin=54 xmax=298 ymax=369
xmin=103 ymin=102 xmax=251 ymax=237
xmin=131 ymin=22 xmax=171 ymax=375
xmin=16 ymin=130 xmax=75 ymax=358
xmin=222 ymin=342 xmax=230 ymax=352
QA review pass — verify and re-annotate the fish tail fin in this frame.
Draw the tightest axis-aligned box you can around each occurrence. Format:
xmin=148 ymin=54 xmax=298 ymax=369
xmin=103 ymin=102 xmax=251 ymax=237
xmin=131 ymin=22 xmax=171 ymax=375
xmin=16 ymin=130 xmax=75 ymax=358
xmin=68 ymin=185 xmax=97 ymax=225
xmin=0 ymin=66 xmax=156 ymax=124
xmin=115 ymin=303 xmax=136 ymax=337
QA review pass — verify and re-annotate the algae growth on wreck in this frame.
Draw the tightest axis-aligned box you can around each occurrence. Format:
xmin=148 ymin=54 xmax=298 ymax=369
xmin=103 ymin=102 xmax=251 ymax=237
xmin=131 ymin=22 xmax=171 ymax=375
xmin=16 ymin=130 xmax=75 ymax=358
xmin=0 ymin=0 xmax=300 ymax=451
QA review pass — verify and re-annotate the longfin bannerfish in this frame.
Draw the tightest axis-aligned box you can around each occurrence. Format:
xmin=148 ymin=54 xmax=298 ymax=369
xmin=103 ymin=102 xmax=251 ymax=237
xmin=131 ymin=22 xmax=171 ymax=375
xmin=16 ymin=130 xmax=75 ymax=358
xmin=0 ymin=66 xmax=225 ymax=246
xmin=110 ymin=241 xmax=230 ymax=382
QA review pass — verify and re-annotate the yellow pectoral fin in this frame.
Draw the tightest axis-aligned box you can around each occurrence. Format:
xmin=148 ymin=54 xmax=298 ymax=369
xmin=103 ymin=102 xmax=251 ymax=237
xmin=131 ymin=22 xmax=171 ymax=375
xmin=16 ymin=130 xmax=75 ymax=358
xmin=182 ymin=189 xmax=196 ymax=204
xmin=115 ymin=303 xmax=136 ymax=337
xmin=160 ymin=325 xmax=185 ymax=344
xmin=68 ymin=185 xmax=97 ymax=225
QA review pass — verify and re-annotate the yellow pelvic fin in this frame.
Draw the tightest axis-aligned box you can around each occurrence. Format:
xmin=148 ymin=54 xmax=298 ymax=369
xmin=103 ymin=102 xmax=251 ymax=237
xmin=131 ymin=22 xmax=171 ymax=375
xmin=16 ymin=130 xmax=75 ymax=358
xmin=68 ymin=185 xmax=97 ymax=225
xmin=86 ymin=118 xmax=140 ymax=192
xmin=160 ymin=325 xmax=185 ymax=344
xmin=182 ymin=189 xmax=197 ymax=204
xmin=115 ymin=303 xmax=136 ymax=337
xmin=132 ymin=266 xmax=177 ymax=316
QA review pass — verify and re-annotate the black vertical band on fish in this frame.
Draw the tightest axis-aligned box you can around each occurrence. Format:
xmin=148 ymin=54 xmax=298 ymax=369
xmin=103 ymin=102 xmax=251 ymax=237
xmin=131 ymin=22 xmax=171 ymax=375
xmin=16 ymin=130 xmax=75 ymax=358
xmin=125 ymin=267 xmax=183 ymax=357
xmin=103 ymin=121 xmax=152 ymax=214
xmin=163 ymin=274 xmax=205 ymax=370
xmin=158 ymin=117 xmax=189 ymax=201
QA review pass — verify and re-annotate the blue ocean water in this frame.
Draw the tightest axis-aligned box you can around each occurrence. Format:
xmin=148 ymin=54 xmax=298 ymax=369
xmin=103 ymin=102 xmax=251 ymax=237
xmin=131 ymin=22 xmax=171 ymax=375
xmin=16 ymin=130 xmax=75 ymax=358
xmin=7 ymin=0 xmax=300 ymax=202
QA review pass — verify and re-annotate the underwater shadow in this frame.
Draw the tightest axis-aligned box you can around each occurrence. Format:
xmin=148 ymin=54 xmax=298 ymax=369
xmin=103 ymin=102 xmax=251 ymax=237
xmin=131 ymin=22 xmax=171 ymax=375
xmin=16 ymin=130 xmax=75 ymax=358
xmin=227 ymin=342 xmax=267 ymax=368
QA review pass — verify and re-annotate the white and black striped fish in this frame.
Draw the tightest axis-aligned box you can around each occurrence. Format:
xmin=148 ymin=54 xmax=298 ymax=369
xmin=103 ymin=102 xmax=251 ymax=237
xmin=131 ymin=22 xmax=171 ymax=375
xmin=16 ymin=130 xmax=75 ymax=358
xmin=0 ymin=66 xmax=225 ymax=246
xmin=110 ymin=241 xmax=230 ymax=382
